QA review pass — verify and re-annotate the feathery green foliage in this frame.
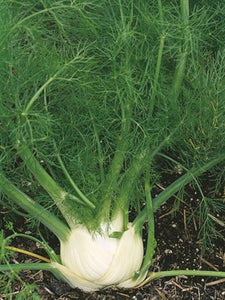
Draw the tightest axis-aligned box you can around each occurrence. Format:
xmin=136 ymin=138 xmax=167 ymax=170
xmin=0 ymin=0 xmax=225 ymax=293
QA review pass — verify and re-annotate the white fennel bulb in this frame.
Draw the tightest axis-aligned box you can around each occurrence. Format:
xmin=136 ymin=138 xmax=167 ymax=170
xmin=52 ymin=213 xmax=144 ymax=292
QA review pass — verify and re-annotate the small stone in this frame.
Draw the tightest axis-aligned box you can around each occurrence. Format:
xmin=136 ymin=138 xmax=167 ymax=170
xmin=164 ymin=249 xmax=173 ymax=254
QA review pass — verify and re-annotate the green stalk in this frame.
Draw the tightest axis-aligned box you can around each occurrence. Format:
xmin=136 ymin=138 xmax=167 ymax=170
xmin=0 ymin=262 xmax=83 ymax=287
xmin=116 ymin=121 xmax=182 ymax=224
xmin=159 ymin=153 xmax=206 ymax=199
xmin=149 ymin=33 xmax=166 ymax=118
xmin=16 ymin=144 xmax=67 ymax=210
xmin=0 ymin=173 xmax=70 ymax=242
xmin=113 ymin=149 xmax=149 ymax=227
xmin=89 ymin=111 xmax=105 ymax=183
xmin=22 ymin=77 xmax=54 ymax=117
xmin=0 ymin=262 xmax=54 ymax=273
xmin=170 ymin=52 xmax=187 ymax=105
xmin=0 ymin=262 xmax=81 ymax=286
xmin=149 ymin=0 xmax=166 ymax=119
xmin=4 ymin=233 xmax=60 ymax=263
xmin=99 ymin=100 xmax=133 ymax=220
xmin=100 ymin=9 xmax=135 ymax=215
xmin=134 ymin=153 xmax=225 ymax=225
xmin=170 ymin=0 xmax=189 ymax=110
xmin=158 ymin=0 xmax=164 ymax=23
xmin=103 ymin=102 xmax=132 ymax=192
xmin=181 ymin=0 xmax=190 ymax=27
xmin=22 ymin=54 xmax=86 ymax=116
xmin=152 ymin=154 xmax=225 ymax=211
xmin=15 ymin=142 xmax=78 ymax=227
xmin=56 ymin=152 xmax=95 ymax=209
xmin=9 ymin=5 xmax=92 ymax=38
xmin=141 ymin=270 xmax=225 ymax=285
xmin=137 ymin=178 xmax=156 ymax=277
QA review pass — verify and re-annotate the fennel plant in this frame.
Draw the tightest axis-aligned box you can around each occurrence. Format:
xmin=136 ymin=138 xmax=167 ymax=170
xmin=0 ymin=0 xmax=225 ymax=292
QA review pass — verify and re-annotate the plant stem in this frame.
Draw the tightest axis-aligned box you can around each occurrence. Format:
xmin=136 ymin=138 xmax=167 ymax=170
xmin=152 ymin=154 xmax=225 ymax=211
xmin=22 ymin=77 xmax=54 ymax=116
xmin=22 ymin=54 xmax=86 ymax=116
xmin=89 ymin=111 xmax=105 ymax=184
xmin=170 ymin=0 xmax=189 ymax=112
xmin=158 ymin=0 xmax=164 ymax=23
xmin=133 ymin=153 xmax=225 ymax=225
xmin=15 ymin=142 xmax=78 ymax=227
xmin=5 ymin=246 xmax=51 ymax=263
xmin=56 ymin=152 xmax=95 ymax=209
xmin=141 ymin=270 xmax=225 ymax=285
xmin=99 ymin=7 xmax=136 ymax=216
xmin=4 ymin=233 xmax=60 ymax=263
xmin=0 ymin=262 xmax=54 ymax=273
xmin=149 ymin=8 xmax=166 ymax=118
xmin=117 ymin=120 xmax=183 ymax=224
xmin=0 ymin=173 xmax=70 ymax=242
xmin=181 ymin=0 xmax=190 ymax=27
xmin=138 ymin=178 xmax=156 ymax=276
xmin=170 ymin=51 xmax=187 ymax=105
xmin=9 ymin=4 xmax=91 ymax=39
xmin=16 ymin=143 xmax=64 ymax=204
xmin=99 ymin=99 xmax=133 ymax=220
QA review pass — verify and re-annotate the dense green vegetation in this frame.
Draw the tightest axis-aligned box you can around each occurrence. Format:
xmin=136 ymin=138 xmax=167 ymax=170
xmin=0 ymin=0 xmax=224 ymax=295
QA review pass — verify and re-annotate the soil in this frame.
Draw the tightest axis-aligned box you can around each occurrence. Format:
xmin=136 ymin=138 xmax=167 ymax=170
xmin=1 ymin=179 xmax=225 ymax=300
